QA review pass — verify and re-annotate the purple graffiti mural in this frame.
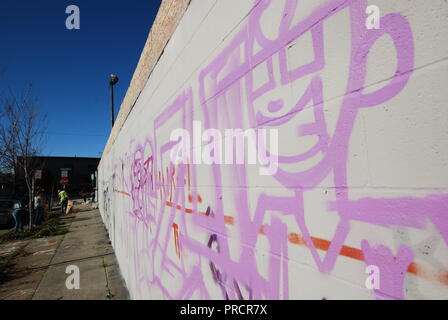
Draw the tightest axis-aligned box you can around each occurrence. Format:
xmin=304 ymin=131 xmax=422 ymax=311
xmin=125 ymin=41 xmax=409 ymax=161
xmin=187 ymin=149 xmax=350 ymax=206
xmin=98 ymin=0 xmax=448 ymax=300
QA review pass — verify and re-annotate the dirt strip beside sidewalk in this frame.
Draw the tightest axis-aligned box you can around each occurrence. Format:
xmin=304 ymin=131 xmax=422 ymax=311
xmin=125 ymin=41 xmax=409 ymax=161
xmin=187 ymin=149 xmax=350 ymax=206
xmin=0 ymin=209 xmax=128 ymax=300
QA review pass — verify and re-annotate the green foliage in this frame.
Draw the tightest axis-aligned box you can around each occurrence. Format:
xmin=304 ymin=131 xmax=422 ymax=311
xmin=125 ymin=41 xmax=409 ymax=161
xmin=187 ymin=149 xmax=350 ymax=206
xmin=0 ymin=215 xmax=68 ymax=244
xmin=33 ymin=218 xmax=68 ymax=238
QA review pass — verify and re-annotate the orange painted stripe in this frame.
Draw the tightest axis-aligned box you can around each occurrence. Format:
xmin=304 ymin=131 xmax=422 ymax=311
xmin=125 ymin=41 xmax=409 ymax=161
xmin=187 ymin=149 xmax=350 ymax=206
xmin=339 ymin=245 xmax=364 ymax=261
xmin=407 ymin=262 xmax=419 ymax=276
xmin=286 ymin=233 xmax=364 ymax=261
xmin=288 ymin=232 xmax=305 ymax=245
xmin=224 ymin=216 xmax=234 ymax=225
xmin=114 ymin=190 xmax=131 ymax=197
xmin=188 ymin=194 xmax=203 ymax=204
xmin=114 ymin=190 xmax=448 ymax=286
xmin=172 ymin=223 xmax=180 ymax=258
xmin=311 ymin=237 xmax=331 ymax=251
xmin=440 ymin=271 xmax=448 ymax=285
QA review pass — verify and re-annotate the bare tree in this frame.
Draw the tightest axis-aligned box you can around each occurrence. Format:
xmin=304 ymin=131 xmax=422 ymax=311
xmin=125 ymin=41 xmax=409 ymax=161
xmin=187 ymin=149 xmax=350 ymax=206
xmin=0 ymin=93 xmax=20 ymax=164
xmin=0 ymin=86 xmax=46 ymax=228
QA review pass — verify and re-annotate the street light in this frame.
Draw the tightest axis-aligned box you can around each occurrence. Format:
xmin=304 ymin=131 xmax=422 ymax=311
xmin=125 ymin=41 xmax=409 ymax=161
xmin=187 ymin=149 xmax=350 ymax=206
xmin=109 ymin=74 xmax=119 ymax=129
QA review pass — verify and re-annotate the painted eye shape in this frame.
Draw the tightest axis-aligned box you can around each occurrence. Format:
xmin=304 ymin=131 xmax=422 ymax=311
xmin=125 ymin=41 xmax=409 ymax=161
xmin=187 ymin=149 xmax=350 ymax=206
xmin=267 ymin=99 xmax=284 ymax=113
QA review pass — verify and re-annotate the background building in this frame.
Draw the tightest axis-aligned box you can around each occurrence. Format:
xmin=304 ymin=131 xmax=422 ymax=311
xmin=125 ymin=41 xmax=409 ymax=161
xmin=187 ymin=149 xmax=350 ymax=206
xmin=15 ymin=156 xmax=100 ymax=203
xmin=0 ymin=174 xmax=15 ymax=199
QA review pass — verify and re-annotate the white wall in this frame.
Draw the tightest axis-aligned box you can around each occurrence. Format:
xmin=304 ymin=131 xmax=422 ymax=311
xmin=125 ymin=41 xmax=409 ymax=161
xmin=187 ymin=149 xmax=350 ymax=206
xmin=98 ymin=0 xmax=448 ymax=300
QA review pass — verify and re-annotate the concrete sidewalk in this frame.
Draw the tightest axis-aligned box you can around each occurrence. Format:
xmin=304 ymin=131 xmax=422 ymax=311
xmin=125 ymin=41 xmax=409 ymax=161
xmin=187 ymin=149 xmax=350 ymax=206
xmin=0 ymin=209 xmax=129 ymax=300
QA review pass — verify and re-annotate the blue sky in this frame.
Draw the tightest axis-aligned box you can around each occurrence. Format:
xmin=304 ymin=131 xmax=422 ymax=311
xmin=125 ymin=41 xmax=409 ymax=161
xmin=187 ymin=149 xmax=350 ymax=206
xmin=0 ymin=0 xmax=161 ymax=158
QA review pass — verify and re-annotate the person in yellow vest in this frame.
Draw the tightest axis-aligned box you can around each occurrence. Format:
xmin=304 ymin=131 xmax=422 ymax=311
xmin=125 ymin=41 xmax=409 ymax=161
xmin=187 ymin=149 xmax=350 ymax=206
xmin=58 ymin=189 xmax=69 ymax=214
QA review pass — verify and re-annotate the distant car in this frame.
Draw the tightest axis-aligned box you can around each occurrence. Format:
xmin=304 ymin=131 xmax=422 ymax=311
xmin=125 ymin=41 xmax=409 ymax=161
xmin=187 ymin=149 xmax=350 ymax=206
xmin=0 ymin=200 xmax=22 ymax=226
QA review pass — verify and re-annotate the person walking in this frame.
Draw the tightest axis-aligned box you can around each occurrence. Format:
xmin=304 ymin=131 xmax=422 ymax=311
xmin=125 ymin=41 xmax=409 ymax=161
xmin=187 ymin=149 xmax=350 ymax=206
xmin=12 ymin=203 xmax=26 ymax=232
xmin=34 ymin=189 xmax=44 ymax=226
xmin=58 ymin=189 xmax=69 ymax=214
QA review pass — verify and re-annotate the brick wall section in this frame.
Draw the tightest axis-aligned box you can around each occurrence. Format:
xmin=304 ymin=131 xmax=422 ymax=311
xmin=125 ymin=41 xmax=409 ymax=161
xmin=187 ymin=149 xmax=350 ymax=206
xmin=100 ymin=0 xmax=190 ymax=164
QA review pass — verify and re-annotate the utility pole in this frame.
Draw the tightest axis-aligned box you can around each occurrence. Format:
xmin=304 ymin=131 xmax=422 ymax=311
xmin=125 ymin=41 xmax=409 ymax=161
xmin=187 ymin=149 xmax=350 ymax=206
xmin=109 ymin=74 xmax=119 ymax=129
